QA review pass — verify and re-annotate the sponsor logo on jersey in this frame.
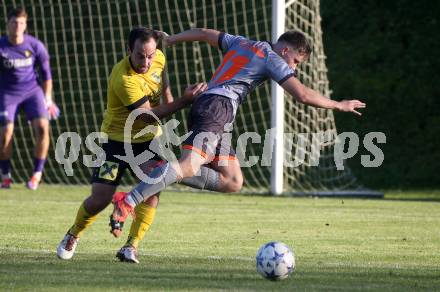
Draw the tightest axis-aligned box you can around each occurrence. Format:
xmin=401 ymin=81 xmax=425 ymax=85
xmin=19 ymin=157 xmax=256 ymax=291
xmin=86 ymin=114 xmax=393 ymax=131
xmin=151 ymin=71 xmax=161 ymax=83
xmin=98 ymin=161 xmax=119 ymax=181
xmin=2 ymin=57 xmax=33 ymax=69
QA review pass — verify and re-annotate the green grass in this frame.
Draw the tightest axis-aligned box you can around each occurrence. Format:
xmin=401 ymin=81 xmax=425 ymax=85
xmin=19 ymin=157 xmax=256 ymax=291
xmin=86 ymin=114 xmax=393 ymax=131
xmin=1 ymin=186 xmax=440 ymax=291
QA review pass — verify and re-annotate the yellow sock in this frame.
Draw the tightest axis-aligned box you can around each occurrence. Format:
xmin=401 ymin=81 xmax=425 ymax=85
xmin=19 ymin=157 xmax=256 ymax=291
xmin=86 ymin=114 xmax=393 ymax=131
xmin=125 ymin=202 xmax=156 ymax=249
xmin=68 ymin=203 xmax=98 ymax=238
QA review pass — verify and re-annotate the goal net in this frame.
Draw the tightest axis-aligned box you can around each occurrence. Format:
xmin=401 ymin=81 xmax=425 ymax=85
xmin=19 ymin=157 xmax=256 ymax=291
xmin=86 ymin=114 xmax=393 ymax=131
xmin=1 ymin=0 xmax=372 ymax=195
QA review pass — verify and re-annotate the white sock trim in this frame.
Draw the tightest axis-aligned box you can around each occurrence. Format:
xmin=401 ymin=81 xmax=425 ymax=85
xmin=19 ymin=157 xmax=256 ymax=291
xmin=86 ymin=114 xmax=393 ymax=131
xmin=125 ymin=192 xmax=137 ymax=208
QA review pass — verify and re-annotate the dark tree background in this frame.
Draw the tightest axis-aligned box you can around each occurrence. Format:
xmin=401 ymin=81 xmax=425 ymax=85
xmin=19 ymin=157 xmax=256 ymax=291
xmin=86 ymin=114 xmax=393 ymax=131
xmin=321 ymin=0 xmax=440 ymax=189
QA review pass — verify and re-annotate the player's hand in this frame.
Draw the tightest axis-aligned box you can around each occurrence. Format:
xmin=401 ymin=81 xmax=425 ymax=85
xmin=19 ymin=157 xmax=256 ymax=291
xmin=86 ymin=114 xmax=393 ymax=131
xmin=182 ymin=82 xmax=208 ymax=103
xmin=336 ymin=100 xmax=366 ymax=116
xmin=46 ymin=101 xmax=60 ymax=120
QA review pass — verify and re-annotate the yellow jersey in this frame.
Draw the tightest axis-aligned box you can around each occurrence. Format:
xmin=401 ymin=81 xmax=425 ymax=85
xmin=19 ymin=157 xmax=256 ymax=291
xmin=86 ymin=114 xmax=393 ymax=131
xmin=101 ymin=50 xmax=165 ymax=143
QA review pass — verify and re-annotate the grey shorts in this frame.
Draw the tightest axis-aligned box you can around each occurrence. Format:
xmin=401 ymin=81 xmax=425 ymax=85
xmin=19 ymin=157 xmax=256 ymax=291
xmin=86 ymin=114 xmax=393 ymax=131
xmin=183 ymin=94 xmax=236 ymax=161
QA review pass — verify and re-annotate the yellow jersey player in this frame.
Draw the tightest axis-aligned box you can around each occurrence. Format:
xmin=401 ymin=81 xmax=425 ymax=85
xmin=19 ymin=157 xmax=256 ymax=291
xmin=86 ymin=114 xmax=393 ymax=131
xmin=110 ymin=28 xmax=366 ymax=226
xmin=56 ymin=27 xmax=207 ymax=263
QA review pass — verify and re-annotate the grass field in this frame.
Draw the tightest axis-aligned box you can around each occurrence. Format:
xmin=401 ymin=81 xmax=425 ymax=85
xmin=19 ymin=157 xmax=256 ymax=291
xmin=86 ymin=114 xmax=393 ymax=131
xmin=1 ymin=185 xmax=440 ymax=291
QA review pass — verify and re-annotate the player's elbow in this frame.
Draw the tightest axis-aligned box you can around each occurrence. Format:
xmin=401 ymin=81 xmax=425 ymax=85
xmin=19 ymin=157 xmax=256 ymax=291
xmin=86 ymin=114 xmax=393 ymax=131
xmin=195 ymin=28 xmax=210 ymax=35
xmin=191 ymin=28 xmax=209 ymax=38
xmin=295 ymin=91 xmax=310 ymax=105
xmin=194 ymin=28 xmax=207 ymax=33
xmin=193 ymin=28 xmax=219 ymax=47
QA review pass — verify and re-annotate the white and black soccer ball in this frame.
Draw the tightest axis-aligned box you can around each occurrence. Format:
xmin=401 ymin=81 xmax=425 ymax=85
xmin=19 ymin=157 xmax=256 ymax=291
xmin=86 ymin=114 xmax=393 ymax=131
xmin=256 ymin=241 xmax=295 ymax=280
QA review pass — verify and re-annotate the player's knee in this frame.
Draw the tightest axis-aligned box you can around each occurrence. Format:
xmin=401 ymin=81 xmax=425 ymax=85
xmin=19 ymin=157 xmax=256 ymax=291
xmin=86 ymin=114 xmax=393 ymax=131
xmin=85 ymin=194 xmax=111 ymax=215
xmin=86 ymin=187 xmax=115 ymax=214
xmin=0 ymin=126 xmax=13 ymax=150
xmin=232 ymin=175 xmax=244 ymax=192
xmin=224 ymin=174 xmax=243 ymax=193
xmin=34 ymin=122 xmax=49 ymax=138
xmin=0 ymin=125 xmax=13 ymax=140
xmin=143 ymin=194 xmax=160 ymax=207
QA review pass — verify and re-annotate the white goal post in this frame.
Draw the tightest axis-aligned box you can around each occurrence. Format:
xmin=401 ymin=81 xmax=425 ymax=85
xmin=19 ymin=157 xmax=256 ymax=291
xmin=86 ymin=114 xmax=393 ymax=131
xmin=0 ymin=0 xmax=382 ymax=197
xmin=270 ymin=0 xmax=286 ymax=195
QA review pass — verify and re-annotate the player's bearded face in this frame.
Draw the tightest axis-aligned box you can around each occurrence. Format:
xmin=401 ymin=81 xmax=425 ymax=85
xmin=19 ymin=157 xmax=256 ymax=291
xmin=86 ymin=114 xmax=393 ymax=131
xmin=129 ymin=38 xmax=157 ymax=74
xmin=7 ymin=16 xmax=27 ymax=38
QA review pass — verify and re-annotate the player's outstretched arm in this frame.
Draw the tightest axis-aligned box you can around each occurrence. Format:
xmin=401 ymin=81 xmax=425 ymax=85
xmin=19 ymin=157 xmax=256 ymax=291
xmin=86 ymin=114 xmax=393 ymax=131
xmin=165 ymin=28 xmax=221 ymax=48
xmin=280 ymin=77 xmax=366 ymax=115
xmin=137 ymin=82 xmax=208 ymax=123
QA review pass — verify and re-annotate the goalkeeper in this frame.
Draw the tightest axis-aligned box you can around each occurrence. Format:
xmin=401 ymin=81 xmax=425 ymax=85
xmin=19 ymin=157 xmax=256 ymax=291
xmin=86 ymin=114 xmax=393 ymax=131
xmin=110 ymin=28 xmax=366 ymax=223
xmin=57 ymin=27 xmax=207 ymax=263
xmin=0 ymin=8 xmax=60 ymax=190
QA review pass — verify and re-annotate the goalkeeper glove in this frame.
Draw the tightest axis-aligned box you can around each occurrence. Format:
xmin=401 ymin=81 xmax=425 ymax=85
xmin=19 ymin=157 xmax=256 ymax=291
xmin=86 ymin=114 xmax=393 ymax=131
xmin=46 ymin=99 xmax=60 ymax=120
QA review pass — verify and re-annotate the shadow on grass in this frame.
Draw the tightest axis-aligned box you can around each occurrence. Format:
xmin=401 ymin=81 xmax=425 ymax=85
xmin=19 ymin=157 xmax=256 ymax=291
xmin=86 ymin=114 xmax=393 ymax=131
xmin=383 ymin=197 xmax=440 ymax=203
xmin=1 ymin=252 xmax=439 ymax=291
xmin=382 ymin=189 xmax=440 ymax=203
xmin=167 ymin=188 xmax=440 ymax=205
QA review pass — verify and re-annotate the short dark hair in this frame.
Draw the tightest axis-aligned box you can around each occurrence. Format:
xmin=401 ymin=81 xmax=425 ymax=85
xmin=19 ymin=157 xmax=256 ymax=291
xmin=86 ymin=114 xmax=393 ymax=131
xmin=128 ymin=27 xmax=159 ymax=51
xmin=7 ymin=7 xmax=28 ymax=21
xmin=278 ymin=31 xmax=312 ymax=57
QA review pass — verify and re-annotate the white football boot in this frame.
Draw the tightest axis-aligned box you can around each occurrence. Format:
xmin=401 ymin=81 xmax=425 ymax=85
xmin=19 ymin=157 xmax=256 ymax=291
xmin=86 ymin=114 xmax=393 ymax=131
xmin=57 ymin=233 xmax=79 ymax=260
xmin=116 ymin=245 xmax=139 ymax=264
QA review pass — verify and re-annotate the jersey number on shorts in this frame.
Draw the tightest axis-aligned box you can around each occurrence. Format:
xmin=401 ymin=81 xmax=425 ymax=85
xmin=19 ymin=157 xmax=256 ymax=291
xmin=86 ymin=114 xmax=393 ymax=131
xmin=212 ymin=50 xmax=250 ymax=84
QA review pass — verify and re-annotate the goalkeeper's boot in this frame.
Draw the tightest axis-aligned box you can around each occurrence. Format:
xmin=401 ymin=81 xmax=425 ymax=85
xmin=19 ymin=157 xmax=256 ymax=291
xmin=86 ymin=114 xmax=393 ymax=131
xmin=111 ymin=192 xmax=134 ymax=225
xmin=109 ymin=215 xmax=124 ymax=238
xmin=116 ymin=245 xmax=139 ymax=264
xmin=26 ymin=176 xmax=40 ymax=190
xmin=57 ymin=232 xmax=79 ymax=260
xmin=1 ymin=178 xmax=12 ymax=189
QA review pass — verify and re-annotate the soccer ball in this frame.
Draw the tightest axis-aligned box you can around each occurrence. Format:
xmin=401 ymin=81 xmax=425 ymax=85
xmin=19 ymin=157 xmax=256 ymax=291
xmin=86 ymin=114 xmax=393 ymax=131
xmin=256 ymin=241 xmax=295 ymax=280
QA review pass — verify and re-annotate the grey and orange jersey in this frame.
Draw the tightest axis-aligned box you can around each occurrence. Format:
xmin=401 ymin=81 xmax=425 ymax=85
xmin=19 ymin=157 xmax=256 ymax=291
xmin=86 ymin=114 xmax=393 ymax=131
xmin=201 ymin=32 xmax=296 ymax=105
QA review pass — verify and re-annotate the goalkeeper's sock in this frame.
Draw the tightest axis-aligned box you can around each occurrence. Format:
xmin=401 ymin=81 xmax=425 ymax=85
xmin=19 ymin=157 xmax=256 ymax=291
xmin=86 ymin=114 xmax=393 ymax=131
xmin=68 ymin=202 xmax=98 ymax=238
xmin=125 ymin=202 xmax=157 ymax=249
xmin=30 ymin=158 xmax=46 ymax=182
xmin=0 ymin=160 xmax=11 ymax=178
xmin=180 ymin=166 xmax=221 ymax=191
xmin=33 ymin=158 xmax=46 ymax=173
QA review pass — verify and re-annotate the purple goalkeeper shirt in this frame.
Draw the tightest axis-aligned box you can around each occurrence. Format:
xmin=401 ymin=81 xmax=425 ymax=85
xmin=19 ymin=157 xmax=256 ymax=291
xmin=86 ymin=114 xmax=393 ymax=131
xmin=0 ymin=34 xmax=52 ymax=93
